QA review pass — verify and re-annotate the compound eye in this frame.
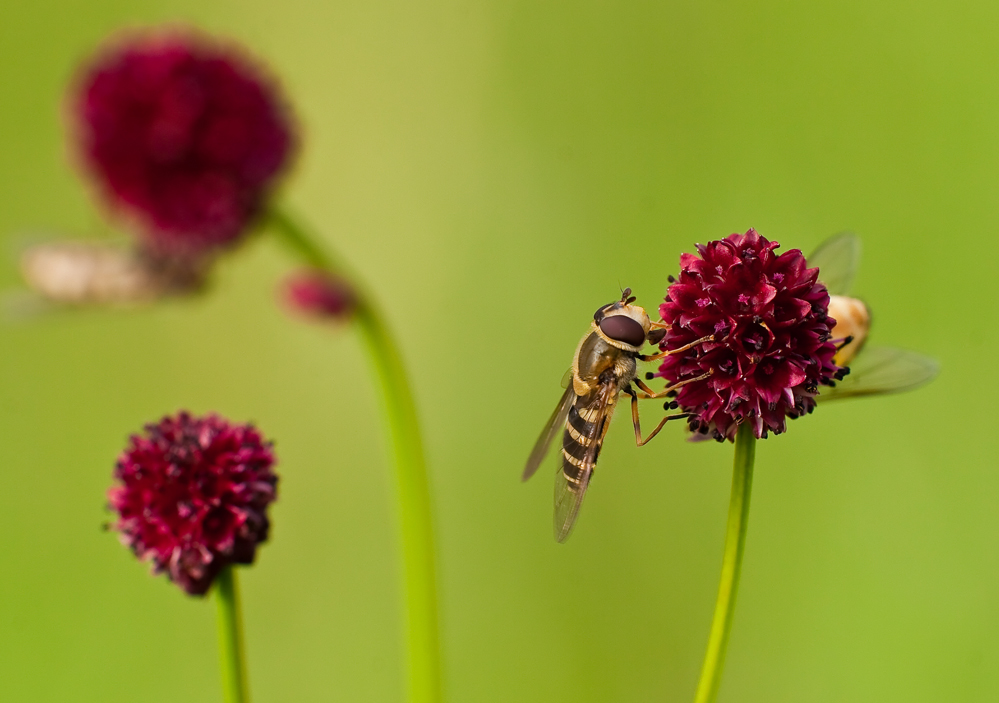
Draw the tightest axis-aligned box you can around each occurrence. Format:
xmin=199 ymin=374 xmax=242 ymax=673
xmin=599 ymin=315 xmax=646 ymax=346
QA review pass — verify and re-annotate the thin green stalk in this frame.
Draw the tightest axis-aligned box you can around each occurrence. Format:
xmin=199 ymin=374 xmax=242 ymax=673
xmin=692 ymin=422 xmax=756 ymax=703
xmin=215 ymin=566 xmax=249 ymax=703
xmin=268 ymin=208 xmax=442 ymax=703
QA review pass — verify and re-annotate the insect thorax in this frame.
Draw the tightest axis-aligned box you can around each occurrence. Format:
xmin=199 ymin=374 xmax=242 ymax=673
xmin=574 ymin=330 xmax=637 ymax=393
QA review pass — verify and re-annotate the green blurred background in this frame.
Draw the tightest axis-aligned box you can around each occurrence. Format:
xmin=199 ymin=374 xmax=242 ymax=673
xmin=0 ymin=0 xmax=992 ymax=701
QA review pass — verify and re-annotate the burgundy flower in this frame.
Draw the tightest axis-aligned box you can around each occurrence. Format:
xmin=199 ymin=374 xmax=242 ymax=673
xmin=108 ymin=412 xmax=278 ymax=595
xmin=281 ymin=269 xmax=355 ymax=321
xmin=73 ymin=29 xmax=295 ymax=254
xmin=657 ymin=229 xmax=848 ymax=441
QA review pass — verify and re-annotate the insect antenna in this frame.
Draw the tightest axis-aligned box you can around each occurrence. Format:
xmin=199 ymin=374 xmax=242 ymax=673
xmin=646 ymin=327 xmax=666 ymax=345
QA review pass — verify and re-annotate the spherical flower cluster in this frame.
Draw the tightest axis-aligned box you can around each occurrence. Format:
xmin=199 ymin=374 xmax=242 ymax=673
xmin=281 ymin=269 xmax=356 ymax=321
xmin=73 ymin=29 xmax=294 ymax=254
xmin=108 ymin=412 xmax=278 ymax=595
xmin=657 ymin=229 xmax=847 ymax=441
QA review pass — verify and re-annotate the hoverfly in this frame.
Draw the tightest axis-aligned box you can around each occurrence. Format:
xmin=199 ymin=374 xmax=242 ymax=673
xmin=809 ymin=232 xmax=939 ymax=400
xmin=522 ymin=289 xmax=712 ymax=542
xmin=18 ymin=240 xmax=207 ymax=307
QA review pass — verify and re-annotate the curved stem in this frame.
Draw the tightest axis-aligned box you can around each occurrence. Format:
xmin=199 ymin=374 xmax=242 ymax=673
xmin=215 ymin=566 xmax=250 ymax=703
xmin=692 ymin=423 xmax=756 ymax=703
xmin=268 ymin=208 xmax=442 ymax=703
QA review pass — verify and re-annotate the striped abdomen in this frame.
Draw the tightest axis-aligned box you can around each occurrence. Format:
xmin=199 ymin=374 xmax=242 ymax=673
xmin=560 ymin=392 xmax=614 ymax=489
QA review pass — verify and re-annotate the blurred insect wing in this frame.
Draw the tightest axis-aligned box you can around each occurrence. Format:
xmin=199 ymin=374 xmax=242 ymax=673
xmin=808 ymin=232 xmax=860 ymax=296
xmin=523 ymin=384 xmax=575 ymax=482
xmin=818 ymin=346 xmax=939 ymax=401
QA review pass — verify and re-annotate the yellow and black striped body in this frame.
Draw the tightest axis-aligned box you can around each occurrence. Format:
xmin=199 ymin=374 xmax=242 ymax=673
xmin=522 ymin=292 xmax=654 ymax=542
xmin=560 ymin=390 xmax=613 ymax=490
xmin=560 ymin=326 xmax=640 ymax=491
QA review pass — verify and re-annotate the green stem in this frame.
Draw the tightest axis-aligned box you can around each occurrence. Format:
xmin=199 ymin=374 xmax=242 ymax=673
xmin=692 ymin=422 xmax=756 ymax=703
xmin=268 ymin=208 xmax=442 ymax=703
xmin=215 ymin=566 xmax=250 ymax=703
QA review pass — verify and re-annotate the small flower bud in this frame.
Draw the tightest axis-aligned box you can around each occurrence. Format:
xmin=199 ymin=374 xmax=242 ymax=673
xmin=281 ymin=269 xmax=355 ymax=321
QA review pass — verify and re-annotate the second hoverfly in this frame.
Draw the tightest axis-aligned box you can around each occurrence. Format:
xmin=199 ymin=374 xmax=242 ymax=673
xmin=522 ymin=289 xmax=712 ymax=542
xmin=807 ymin=232 xmax=938 ymax=402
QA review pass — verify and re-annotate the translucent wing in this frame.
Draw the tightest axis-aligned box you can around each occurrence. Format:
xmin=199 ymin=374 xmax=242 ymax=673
xmin=522 ymin=384 xmax=575 ymax=482
xmin=0 ymin=289 xmax=58 ymax=323
xmin=808 ymin=232 xmax=861 ymax=296
xmin=818 ymin=346 xmax=939 ymax=402
xmin=560 ymin=368 xmax=573 ymax=389
xmin=553 ymin=382 xmax=616 ymax=543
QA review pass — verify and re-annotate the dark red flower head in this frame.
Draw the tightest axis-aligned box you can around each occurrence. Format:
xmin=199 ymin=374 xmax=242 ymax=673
xmin=73 ymin=29 xmax=295 ymax=254
xmin=281 ymin=269 xmax=356 ymax=321
xmin=108 ymin=412 xmax=278 ymax=595
xmin=657 ymin=229 xmax=847 ymax=441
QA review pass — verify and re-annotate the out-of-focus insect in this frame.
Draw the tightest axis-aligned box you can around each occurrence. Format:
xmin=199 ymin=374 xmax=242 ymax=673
xmin=809 ymin=232 xmax=938 ymax=400
xmin=522 ymin=288 xmax=713 ymax=542
xmin=18 ymin=241 xmax=207 ymax=308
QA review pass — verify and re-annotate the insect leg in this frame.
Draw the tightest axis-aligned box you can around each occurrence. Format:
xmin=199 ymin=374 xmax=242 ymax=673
xmin=637 ymin=351 xmax=667 ymax=362
xmin=633 ymin=378 xmax=660 ymax=396
xmin=624 ymin=385 xmax=688 ymax=446
xmin=637 ymin=334 xmax=714 ymax=362
xmin=635 ymin=370 xmax=712 ymax=399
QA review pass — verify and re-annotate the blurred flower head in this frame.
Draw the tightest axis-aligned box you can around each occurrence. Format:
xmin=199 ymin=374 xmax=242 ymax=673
xmin=657 ymin=229 xmax=847 ymax=441
xmin=281 ymin=268 xmax=355 ymax=321
xmin=108 ymin=412 xmax=278 ymax=595
xmin=72 ymin=28 xmax=295 ymax=255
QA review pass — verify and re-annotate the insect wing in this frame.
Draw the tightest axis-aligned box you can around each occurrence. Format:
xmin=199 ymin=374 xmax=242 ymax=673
xmin=522 ymin=384 xmax=575 ymax=482
xmin=553 ymin=383 xmax=614 ymax=543
xmin=560 ymin=368 xmax=573 ymax=389
xmin=0 ymin=289 xmax=60 ymax=323
xmin=808 ymin=232 xmax=861 ymax=296
xmin=818 ymin=346 xmax=939 ymax=401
